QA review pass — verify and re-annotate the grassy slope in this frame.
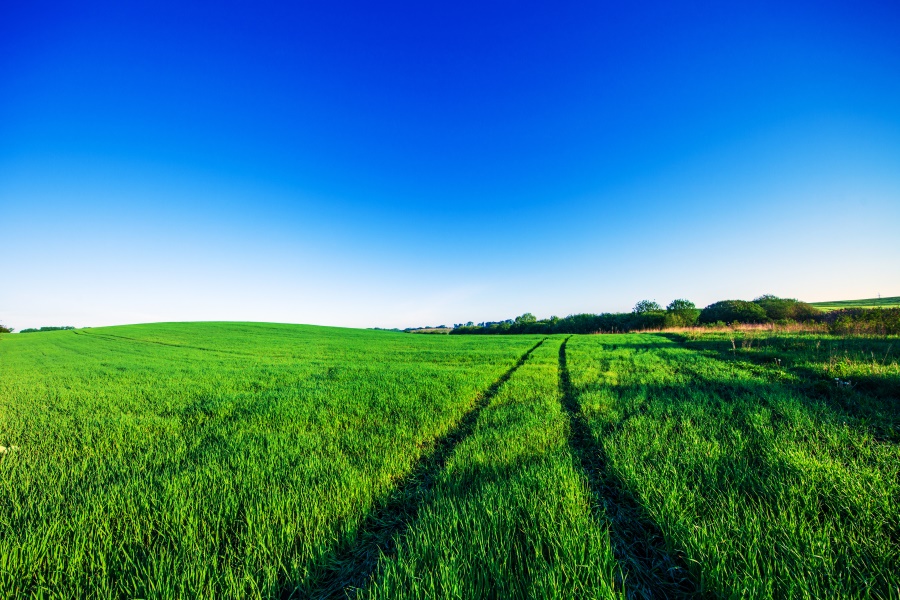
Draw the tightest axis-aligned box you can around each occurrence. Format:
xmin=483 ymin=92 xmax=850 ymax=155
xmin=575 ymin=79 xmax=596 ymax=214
xmin=812 ymin=296 xmax=900 ymax=311
xmin=0 ymin=323 xmax=539 ymax=598
xmin=567 ymin=333 xmax=900 ymax=598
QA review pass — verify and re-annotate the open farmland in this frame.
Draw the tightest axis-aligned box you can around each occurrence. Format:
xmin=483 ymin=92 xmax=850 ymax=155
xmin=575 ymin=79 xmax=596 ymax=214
xmin=1 ymin=324 xmax=898 ymax=598
xmin=812 ymin=296 xmax=900 ymax=311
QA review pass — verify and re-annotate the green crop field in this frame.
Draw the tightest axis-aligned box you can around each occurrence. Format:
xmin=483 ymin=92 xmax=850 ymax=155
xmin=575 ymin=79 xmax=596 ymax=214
xmin=1 ymin=323 xmax=898 ymax=598
xmin=812 ymin=296 xmax=900 ymax=311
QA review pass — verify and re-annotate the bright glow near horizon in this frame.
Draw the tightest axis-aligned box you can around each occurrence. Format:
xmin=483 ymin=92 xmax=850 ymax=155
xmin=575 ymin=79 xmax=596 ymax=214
xmin=2 ymin=2 xmax=899 ymax=331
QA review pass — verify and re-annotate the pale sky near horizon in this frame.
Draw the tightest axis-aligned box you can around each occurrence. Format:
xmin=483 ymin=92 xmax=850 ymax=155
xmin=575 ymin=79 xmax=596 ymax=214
xmin=2 ymin=1 xmax=899 ymax=331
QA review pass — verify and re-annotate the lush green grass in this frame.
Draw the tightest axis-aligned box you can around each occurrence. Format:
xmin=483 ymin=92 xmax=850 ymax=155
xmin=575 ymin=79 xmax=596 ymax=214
xmin=0 ymin=323 xmax=539 ymax=598
xmin=812 ymin=296 xmax=900 ymax=311
xmin=2 ymin=323 xmax=898 ymax=598
xmin=567 ymin=333 xmax=900 ymax=598
xmin=674 ymin=330 xmax=900 ymax=441
xmin=369 ymin=338 xmax=621 ymax=599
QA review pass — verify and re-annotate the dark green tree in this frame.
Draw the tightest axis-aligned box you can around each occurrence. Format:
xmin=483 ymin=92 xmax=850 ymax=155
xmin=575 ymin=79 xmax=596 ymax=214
xmin=514 ymin=313 xmax=537 ymax=325
xmin=633 ymin=300 xmax=661 ymax=314
xmin=665 ymin=299 xmax=700 ymax=327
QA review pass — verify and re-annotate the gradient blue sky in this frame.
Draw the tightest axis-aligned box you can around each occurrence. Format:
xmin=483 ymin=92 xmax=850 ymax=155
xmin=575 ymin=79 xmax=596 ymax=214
xmin=2 ymin=1 xmax=899 ymax=330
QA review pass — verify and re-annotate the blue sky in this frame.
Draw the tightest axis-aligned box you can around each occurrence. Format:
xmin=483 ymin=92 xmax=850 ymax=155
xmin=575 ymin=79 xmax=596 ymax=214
xmin=2 ymin=1 xmax=899 ymax=330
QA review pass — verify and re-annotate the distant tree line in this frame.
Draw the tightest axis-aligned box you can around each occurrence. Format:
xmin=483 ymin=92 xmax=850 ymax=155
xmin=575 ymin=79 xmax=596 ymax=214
xmin=450 ymin=299 xmax=703 ymax=335
xmin=404 ymin=325 xmax=453 ymax=334
xmin=449 ymin=296 xmax=900 ymax=336
xmin=18 ymin=326 xmax=75 ymax=334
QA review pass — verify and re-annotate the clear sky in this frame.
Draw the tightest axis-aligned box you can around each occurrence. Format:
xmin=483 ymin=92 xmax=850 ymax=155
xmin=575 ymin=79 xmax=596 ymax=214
xmin=2 ymin=1 xmax=899 ymax=330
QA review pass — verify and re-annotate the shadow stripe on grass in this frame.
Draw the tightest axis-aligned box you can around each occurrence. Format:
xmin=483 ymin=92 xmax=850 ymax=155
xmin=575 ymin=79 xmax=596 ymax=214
xmin=558 ymin=338 xmax=702 ymax=600
xmin=74 ymin=330 xmax=261 ymax=357
xmin=284 ymin=338 xmax=547 ymax=599
xmin=658 ymin=332 xmax=900 ymax=444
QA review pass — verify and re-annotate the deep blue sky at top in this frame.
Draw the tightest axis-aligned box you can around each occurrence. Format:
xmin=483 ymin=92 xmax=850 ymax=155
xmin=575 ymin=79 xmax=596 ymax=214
xmin=2 ymin=1 xmax=899 ymax=329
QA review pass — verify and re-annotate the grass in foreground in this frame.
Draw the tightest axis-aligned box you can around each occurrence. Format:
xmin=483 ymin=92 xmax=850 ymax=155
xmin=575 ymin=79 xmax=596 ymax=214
xmin=567 ymin=333 xmax=900 ymax=598
xmin=0 ymin=323 xmax=539 ymax=598
xmin=3 ymin=324 xmax=898 ymax=598
xmin=367 ymin=338 xmax=621 ymax=599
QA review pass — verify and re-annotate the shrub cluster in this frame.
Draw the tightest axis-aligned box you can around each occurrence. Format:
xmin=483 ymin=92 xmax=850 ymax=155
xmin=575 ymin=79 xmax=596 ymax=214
xmin=821 ymin=308 xmax=900 ymax=335
xmin=752 ymin=295 xmax=820 ymax=321
xmin=697 ymin=296 xmax=823 ymax=325
xmin=698 ymin=300 xmax=768 ymax=325
xmin=449 ymin=296 xmax=836 ymax=335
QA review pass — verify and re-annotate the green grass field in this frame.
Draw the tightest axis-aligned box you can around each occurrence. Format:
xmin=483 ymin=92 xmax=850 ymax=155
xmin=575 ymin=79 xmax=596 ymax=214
xmin=1 ymin=323 xmax=898 ymax=598
xmin=812 ymin=296 xmax=900 ymax=311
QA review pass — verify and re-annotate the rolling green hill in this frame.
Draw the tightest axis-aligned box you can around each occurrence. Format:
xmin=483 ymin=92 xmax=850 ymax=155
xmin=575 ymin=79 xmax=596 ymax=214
xmin=812 ymin=296 xmax=900 ymax=311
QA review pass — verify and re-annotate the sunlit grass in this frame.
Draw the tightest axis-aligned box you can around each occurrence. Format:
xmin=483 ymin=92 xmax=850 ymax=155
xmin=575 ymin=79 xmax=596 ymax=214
xmin=567 ymin=333 xmax=900 ymax=598
xmin=676 ymin=330 xmax=900 ymax=441
xmin=2 ymin=325 xmax=897 ymax=598
xmin=0 ymin=324 xmax=539 ymax=598
xmin=369 ymin=338 xmax=621 ymax=599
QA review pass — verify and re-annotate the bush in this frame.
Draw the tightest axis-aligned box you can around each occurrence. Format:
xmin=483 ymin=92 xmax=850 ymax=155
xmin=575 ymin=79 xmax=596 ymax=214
xmin=822 ymin=308 xmax=900 ymax=335
xmin=699 ymin=300 xmax=768 ymax=324
xmin=753 ymin=295 xmax=820 ymax=321
xmin=665 ymin=299 xmax=700 ymax=327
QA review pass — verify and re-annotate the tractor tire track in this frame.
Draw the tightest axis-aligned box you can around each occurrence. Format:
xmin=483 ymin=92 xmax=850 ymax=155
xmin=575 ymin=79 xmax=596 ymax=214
xmin=558 ymin=338 xmax=703 ymax=599
xmin=75 ymin=330 xmax=261 ymax=358
xmin=284 ymin=338 xmax=547 ymax=599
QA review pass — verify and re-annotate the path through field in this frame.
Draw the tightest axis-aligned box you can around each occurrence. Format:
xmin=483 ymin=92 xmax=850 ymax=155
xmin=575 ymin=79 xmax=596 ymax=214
xmin=558 ymin=339 xmax=698 ymax=598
